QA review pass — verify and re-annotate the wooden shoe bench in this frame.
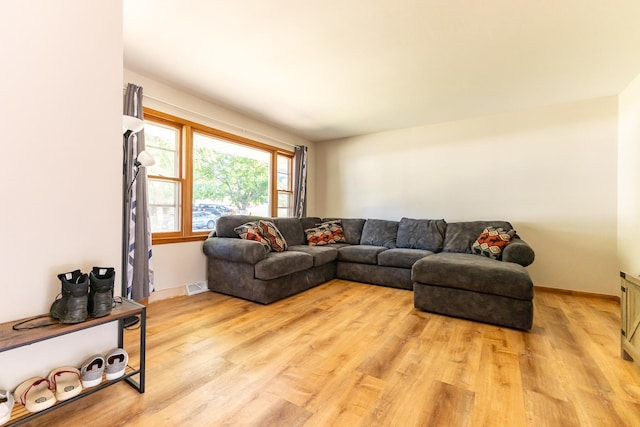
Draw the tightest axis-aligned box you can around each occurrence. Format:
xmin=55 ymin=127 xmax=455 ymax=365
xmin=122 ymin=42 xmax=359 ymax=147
xmin=0 ymin=299 xmax=146 ymax=426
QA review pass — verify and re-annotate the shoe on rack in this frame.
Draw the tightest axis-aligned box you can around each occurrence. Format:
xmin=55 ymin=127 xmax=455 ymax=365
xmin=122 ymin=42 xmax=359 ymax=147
xmin=13 ymin=377 xmax=56 ymax=413
xmin=0 ymin=389 xmax=14 ymax=426
xmin=48 ymin=367 xmax=82 ymax=401
xmin=105 ymin=348 xmax=128 ymax=380
xmin=80 ymin=354 xmax=106 ymax=388
xmin=89 ymin=267 xmax=115 ymax=318
xmin=50 ymin=270 xmax=89 ymax=324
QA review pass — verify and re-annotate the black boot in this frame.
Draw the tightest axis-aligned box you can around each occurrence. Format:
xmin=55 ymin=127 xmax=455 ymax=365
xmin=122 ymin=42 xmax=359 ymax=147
xmin=88 ymin=267 xmax=115 ymax=318
xmin=50 ymin=270 xmax=89 ymax=324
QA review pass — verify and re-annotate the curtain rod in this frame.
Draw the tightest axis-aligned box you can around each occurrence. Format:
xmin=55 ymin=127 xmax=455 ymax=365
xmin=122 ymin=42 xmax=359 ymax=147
xmin=139 ymin=92 xmax=298 ymax=148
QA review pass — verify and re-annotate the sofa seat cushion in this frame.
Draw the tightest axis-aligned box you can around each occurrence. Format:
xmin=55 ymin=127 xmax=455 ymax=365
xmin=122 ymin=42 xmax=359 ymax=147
xmin=288 ymin=245 xmax=338 ymax=267
xmin=254 ymin=251 xmax=314 ymax=280
xmin=338 ymin=245 xmax=386 ymax=265
xmin=412 ymin=253 xmax=533 ymax=300
xmin=377 ymin=248 xmax=434 ymax=269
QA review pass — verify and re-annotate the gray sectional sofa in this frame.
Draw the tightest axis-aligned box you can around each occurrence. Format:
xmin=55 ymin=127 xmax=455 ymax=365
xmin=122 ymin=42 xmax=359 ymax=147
xmin=202 ymin=215 xmax=535 ymax=330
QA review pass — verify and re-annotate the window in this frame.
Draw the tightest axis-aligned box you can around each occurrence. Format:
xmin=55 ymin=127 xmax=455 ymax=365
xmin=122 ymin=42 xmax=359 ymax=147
xmin=143 ymin=108 xmax=294 ymax=244
xmin=277 ymin=155 xmax=293 ymax=217
xmin=144 ymin=119 xmax=182 ymax=234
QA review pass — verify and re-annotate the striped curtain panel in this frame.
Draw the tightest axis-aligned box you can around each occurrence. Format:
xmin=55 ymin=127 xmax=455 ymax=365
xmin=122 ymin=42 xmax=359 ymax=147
xmin=123 ymin=83 xmax=155 ymax=300
xmin=293 ymin=145 xmax=308 ymax=218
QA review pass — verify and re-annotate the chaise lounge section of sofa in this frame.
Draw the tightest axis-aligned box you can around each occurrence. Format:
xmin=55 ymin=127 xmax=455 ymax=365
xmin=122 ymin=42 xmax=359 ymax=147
xmin=202 ymin=215 xmax=535 ymax=329
xmin=411 ymin=221 xmax=535 ymax=330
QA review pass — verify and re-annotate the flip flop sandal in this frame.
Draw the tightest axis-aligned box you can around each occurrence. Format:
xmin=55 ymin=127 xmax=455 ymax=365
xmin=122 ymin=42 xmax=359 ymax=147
xmin=13 ymin=377 xmax=56 ymax=413
xmin=0 ymin=389 xmax=14 ymax=426
xmin=105 ymin=348 xmax=128 ymax=380
xmin=48 ymin=367 xmax=83 ymax=401
xmin=80 ymin=354 xmax=106 ymax=388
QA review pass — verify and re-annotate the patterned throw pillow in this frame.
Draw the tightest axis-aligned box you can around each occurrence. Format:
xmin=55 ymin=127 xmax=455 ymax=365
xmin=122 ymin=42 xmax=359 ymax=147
xmin=234 ymin=221 xmax=271 ymax=253
xmin=305 ymin=221 xmax=347 ymax=246
xmin=256 ymin=220 xmax=288 ymax=252
xmin=472 ymin=226 xmax=516 ymax=260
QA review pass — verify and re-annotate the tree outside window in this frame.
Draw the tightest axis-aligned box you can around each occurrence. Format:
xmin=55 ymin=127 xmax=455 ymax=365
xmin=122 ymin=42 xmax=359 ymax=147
xmin=193 ymin=133 xmax=270 ymax=215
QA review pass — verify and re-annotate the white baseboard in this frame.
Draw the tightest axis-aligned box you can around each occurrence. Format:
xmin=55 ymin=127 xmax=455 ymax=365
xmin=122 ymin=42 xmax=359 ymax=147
xmin=148 ymin=281 xmax=209 ymax=304
xmin=148 ymin=286 xmax=186 ymax=303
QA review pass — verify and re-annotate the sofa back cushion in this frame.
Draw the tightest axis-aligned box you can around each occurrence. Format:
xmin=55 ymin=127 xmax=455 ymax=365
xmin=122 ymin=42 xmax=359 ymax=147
xmin=443 ymin=220 xmax=514 ymax=253
xmin=300 ymin=217 xmax=323 ymax=233
xmin=272 ymin=217 xmax=314 ymax=246
xmin=216 ymin=215 xmax=270 ymax=238
xmin=396 ymin=217 xmax=447 ymax=252
xmin=360 ymin=219 xmax=399 ymax=248
xmin=323 ymin=218 xmax=366 ymax=244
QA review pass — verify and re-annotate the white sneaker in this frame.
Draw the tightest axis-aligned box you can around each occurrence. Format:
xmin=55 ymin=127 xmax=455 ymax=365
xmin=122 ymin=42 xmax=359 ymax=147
xmin=0 ymin=389 xmax=14 ymax=426
xmin=105 ymin=348 xmax=128 ymax=380
xmin=80 ymin=354 xmax=106 ymax=388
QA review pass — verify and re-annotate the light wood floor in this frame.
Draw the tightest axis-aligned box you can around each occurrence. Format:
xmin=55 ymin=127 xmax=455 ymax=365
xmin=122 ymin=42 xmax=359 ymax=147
xmin=27 ymin=279 xmax=640 ymax=427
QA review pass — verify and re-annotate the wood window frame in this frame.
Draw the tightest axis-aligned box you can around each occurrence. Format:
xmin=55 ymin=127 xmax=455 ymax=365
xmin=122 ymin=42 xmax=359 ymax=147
xmin=143 ymin=107 xmax=294 ymax=245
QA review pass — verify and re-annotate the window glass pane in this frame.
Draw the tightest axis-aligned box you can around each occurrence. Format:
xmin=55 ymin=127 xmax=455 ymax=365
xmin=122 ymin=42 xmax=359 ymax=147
xmin=277 ymin=155 xmax=290 ymax=191
xmin=148 ymin=179 xmax=181 ymax=232
xmin=193 ymin=132 xmax=271 ymax=216
xmin=192 ymin=211 xmax=218 ymax=232
xmin=278 ymin=192 xmax=291 ymax=217
xmin=144 ymin=122 xmax=179 ymax=178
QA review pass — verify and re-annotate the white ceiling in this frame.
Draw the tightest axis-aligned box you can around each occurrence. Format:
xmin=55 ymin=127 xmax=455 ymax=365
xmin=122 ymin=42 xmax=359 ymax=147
xmin=124 ymin=0 xmax=640 ymax=142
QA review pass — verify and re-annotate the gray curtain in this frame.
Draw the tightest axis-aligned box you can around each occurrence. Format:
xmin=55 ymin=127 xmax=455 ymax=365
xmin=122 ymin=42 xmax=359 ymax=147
xmin=123 ymin=83 xmax=154 ymax=300
xmin=292 ymin=145 xmax=308 ymax=218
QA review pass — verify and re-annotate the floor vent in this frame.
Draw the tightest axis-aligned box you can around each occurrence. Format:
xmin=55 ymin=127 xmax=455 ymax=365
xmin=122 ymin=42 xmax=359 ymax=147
xmin=186 ymin=281 xmax=208 ymax=296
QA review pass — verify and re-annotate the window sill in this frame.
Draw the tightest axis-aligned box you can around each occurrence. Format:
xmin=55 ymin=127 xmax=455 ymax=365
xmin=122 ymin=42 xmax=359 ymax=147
xmin=152 ymin=234 xmax=209 ymax=245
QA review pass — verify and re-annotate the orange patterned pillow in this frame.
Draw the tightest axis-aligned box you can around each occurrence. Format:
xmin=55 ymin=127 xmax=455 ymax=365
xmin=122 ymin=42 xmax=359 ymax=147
xmin=256 ymin=220 xmax=288 ymax=252
xmin=472 ymin=226 xmax=516 ymax=260
xmin=305 ymin=221 xmax=346 ymax=246
xmin=234 ymin=221 xmax=271 ymax=253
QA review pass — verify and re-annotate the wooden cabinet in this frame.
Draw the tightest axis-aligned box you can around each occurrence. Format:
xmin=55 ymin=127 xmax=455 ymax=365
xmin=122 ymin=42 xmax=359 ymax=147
xmin=0 ymin=299 xmax=145 ymax=426
xmin=621 ymin=271 xmax=640 ymax=364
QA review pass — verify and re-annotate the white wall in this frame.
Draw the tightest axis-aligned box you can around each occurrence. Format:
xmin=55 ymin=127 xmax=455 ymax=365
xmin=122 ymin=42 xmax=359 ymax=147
xmin=123 ymin=70 xmax=314 ymax=293
xmin=618 ymin=72 xmax=640 ymax=275
xmin=316 ymin=97 xmax=619 ymax=295
xmin=0 ymin=1 xmax=122 ymax=388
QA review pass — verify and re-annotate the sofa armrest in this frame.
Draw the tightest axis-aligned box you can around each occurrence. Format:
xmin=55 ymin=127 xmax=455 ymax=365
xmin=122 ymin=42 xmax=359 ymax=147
xmin=202 ymin=237 xmax=267 ymax=265
xmin=502 ymin=239 xmax=535 ymax=267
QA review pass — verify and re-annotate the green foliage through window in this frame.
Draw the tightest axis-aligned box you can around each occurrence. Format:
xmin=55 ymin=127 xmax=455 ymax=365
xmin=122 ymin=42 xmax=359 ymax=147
xmin=193 ymin=147 xmax=269 ymax=211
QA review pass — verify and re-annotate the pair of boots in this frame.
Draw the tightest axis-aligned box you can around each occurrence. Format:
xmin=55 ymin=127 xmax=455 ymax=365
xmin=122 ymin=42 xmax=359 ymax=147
xmin=50 ymin=267 xmax=115 ymax=324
